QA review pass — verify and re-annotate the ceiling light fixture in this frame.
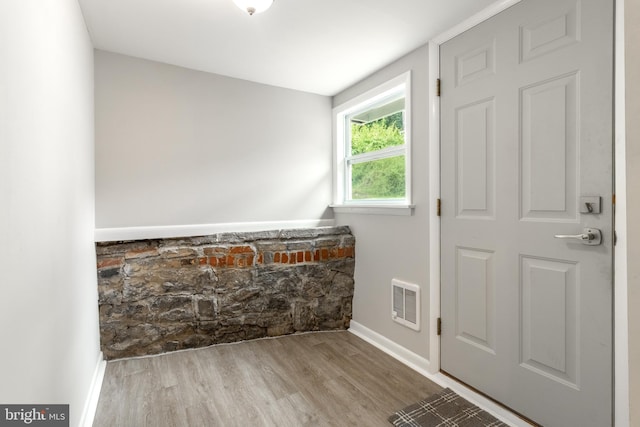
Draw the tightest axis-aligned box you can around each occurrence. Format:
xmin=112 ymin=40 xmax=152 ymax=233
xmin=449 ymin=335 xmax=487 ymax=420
xmin=233 ymin=0 xmax=274 ymax=16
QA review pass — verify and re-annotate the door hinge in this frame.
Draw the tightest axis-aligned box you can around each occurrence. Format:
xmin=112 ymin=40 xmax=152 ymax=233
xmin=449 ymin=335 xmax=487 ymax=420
xmin=437 ymin=317 xmax=442 ymax=335
xmin=437 ymin=198 xmax=441 ymax=216
xmin=436 ymin=78 xmax=441 ymax=97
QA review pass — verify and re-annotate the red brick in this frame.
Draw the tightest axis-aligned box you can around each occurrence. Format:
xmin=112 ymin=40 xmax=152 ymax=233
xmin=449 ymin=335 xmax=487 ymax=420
xmin=198 ymin=257 xmax=208 ymax=266
xmin=346 ymin=246 xmax=354 ymax=257
xmin=321 ymin=249 xmax=329 ymax=260
xmin=257 ymin=253 xmax=264 ymax=264
xmin=97 ymin=257 xmax=123 ymax=269
xmin=338 ymin=248 xmax=345 ymax=258
xmin=315 ymin=250 xmax=320 ymax=261
xmin=305 ymin=251 xmax=312 ymax=262
xmin=226 ymin=255 xmax=235 ymax=267
xmin=329 ymin=248 xmax=338 ymax=258
xmin=297 ymin=251 xmax=304 ymax=263
xmin=230 ymin=245 xmax=253 ymax=254
xmin=209 ymin=257 xmax=218 ymax=267
xmin=282 ymin=253 xmax=289 ymax=264
xmin=237 ymin=257 xmax=246 ymax=268
xmin=274 ymin=253 xmax=281 ymax=263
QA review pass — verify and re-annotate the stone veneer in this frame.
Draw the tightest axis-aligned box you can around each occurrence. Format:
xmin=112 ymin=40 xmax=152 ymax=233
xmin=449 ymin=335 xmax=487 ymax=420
xmin=96 ymin=226 xmax=355 ymax=360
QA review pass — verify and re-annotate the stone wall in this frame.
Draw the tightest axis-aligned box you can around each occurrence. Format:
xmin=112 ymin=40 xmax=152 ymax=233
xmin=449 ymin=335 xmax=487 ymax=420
xmin=96 ymin=227 xmax=355 ymax=360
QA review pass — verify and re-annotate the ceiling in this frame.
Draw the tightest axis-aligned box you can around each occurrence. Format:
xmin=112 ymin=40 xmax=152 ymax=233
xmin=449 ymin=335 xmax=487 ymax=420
xmin=79 ymin=0 xmax=498 ymax=96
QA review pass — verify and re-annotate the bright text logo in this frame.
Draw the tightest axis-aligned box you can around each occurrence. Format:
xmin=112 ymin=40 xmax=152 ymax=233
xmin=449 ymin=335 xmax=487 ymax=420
xmin=0 ymin=405 xmax=68 ymax=427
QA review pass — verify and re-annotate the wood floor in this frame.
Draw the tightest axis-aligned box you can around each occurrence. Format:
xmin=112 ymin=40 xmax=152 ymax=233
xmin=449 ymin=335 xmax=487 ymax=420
xmin=93 ymin=330 xmax=442 ymax=426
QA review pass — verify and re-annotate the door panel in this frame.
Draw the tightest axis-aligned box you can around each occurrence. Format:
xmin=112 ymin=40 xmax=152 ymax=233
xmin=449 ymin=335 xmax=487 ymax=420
xmin=521 ymin=73 xmax=578 ymax=219
xmin=456 ymin=98 xmax=495 ymax=218
xmin=440 ymin=0 xmax=613 ymax=426
xmin=456 ymin=247 xmax=496 ymax=353
xmin=520 ymin=2 xmax=580 ymax=62
xmin=520 ymin=255 xmax=578 ymax=386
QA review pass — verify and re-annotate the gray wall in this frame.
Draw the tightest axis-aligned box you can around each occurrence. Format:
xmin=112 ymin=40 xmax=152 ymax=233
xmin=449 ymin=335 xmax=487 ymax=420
xmin=626 ymin=0 xmax=639 ymax=422
xmin=333 ymin=45 xmax=431 ymax=359
xmin=0 ymin=1 xmax=100 ymax=425
xmin=95 ymin=51 xmax=333 ymax=229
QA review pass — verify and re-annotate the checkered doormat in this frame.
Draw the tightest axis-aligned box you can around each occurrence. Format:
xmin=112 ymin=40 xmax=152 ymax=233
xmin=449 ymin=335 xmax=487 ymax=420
xmin=388 ymin=388 xmax=509 ymax=427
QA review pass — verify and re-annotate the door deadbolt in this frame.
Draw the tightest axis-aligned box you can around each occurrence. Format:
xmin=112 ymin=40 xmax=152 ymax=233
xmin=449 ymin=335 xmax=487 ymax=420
xmin=580 ymin=196 xmax=601 ymax=214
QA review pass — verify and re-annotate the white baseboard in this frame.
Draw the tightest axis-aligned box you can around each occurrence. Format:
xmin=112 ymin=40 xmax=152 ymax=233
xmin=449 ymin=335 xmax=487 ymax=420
xmin=348 ymin=322 xmax=529 ymax=427
xmin=95 ymin=219 xmax=336 ymax=242
xmin=348 ymin=321 xmax=431 ymax=377
xmin=78 ymin=351 xmax=106 ymax=427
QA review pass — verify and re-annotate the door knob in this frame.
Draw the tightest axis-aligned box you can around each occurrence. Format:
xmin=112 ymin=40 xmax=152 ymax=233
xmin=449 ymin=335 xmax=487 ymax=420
xmin=554 ymin=228 xmax=602 ymax=246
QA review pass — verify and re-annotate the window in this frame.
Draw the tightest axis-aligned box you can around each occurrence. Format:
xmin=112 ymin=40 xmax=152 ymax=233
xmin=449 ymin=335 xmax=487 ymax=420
xmin=332 ymin=72 xmax=412 ymax=214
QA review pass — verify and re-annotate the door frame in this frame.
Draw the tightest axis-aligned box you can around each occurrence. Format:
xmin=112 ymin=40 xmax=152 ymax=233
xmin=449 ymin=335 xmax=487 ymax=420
xmin=426 ymin=0 xmax=629 ymax=424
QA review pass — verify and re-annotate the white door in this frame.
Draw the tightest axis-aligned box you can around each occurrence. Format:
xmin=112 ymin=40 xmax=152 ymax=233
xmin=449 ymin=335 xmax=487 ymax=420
xmin=440 ymin=0 xmax=613 ymax=426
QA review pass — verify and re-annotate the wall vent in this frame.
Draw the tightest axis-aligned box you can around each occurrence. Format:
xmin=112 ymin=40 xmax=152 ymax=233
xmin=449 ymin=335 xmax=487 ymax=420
xmin=391 ymin=279 xmax=420 ymax=331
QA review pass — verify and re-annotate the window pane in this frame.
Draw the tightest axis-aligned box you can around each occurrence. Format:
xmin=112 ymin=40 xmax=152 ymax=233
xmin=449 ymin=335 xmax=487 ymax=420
xmin=350 ymin=110 xmax=404 ymax=156
xmin=351 ymin=155 xmax=405 ymax=200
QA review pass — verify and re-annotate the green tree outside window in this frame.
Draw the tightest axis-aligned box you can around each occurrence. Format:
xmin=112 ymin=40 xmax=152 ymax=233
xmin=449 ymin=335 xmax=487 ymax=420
xmin=350 ymin=112 xmax=406 ymax=199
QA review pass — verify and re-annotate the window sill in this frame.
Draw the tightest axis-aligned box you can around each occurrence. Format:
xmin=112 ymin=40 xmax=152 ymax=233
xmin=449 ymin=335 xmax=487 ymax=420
xmin=329 ymin=204 xmax=415 ymax=216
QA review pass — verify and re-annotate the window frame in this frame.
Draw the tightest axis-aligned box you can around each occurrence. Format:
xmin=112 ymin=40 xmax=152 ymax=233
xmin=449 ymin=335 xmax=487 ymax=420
xmin=332 ymin=71 xmax=413 ymax=215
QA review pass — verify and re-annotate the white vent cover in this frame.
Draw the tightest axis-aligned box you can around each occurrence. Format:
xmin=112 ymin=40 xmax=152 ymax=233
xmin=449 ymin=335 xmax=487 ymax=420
xmin=391 ymin=279 xmax=420 ymax=331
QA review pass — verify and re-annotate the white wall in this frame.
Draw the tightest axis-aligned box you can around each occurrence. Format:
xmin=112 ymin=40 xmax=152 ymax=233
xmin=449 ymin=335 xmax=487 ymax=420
xmin=0 ymin=1 xmax=101 ymax=426
xmin=625 ymin=0 xmax=639 ymax=423
xmin=95 ymin=51 xmax=333 ymax=230
xmin=333 ymin=46 xmax=431 ymax=359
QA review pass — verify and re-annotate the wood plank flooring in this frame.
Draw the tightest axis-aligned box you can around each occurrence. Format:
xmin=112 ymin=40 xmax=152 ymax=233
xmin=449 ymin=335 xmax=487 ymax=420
xmin=93 ymin=330 xmax=442 ymax=426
